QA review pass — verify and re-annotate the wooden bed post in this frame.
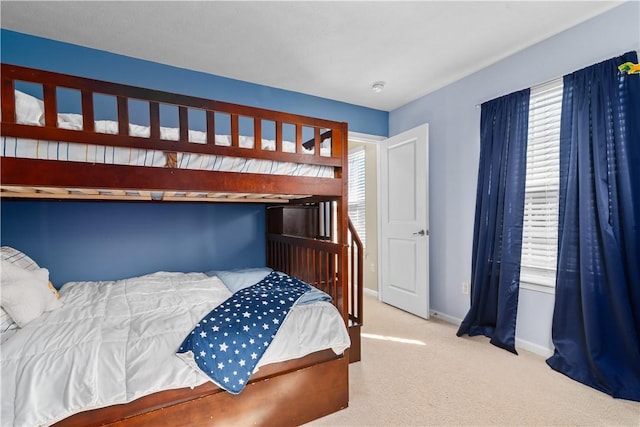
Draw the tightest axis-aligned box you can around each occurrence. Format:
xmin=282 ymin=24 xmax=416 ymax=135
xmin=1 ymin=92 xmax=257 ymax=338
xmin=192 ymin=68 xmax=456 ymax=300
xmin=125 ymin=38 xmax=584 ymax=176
xmin=337 ymin=122 xmax=350 ymax=325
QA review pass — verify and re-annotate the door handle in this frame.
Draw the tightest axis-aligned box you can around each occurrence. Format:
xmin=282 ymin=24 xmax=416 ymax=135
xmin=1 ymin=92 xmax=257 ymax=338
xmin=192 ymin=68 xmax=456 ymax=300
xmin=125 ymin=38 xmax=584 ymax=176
xmin=413 ymin=229 xmax=427 ymax=236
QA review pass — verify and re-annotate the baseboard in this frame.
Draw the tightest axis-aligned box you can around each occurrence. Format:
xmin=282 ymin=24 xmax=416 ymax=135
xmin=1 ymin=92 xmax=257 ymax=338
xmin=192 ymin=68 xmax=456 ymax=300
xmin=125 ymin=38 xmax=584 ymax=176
xmin=429 ymin=310 xmax=462 ymax=325
xmin=515 ymin=338 xmax=554 ymax=358
xmin=428 ymin=309 xmax=554 ymax=358
xmin=363 ymin=288 xmax=378 ymax=298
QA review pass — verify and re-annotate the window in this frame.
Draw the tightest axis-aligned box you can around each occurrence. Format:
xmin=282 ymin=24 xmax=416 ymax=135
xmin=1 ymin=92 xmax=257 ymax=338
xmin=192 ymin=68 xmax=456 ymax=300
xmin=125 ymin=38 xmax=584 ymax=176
xmin=348 ymin=147 xmax=366 ymax=248
xmin=519 ymin=78 xmax=563 ymax=292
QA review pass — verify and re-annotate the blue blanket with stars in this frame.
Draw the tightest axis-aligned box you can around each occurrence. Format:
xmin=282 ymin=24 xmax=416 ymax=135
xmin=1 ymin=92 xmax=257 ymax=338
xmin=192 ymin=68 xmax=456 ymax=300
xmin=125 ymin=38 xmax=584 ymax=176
xmin=177 ymin=271 xmax=311 ymax=394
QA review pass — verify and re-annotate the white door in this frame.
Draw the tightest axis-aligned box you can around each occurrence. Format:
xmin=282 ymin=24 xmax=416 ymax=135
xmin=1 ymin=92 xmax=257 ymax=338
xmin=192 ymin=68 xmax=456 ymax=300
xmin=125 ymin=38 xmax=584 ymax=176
xmin=379 ymin=124 xmax=429 ymax=318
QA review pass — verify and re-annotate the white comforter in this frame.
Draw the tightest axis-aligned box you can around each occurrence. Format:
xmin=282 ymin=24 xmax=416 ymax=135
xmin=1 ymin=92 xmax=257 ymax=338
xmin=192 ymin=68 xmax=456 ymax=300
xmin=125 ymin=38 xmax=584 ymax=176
xmin=0 ymin=271 xmax=350 ymax=426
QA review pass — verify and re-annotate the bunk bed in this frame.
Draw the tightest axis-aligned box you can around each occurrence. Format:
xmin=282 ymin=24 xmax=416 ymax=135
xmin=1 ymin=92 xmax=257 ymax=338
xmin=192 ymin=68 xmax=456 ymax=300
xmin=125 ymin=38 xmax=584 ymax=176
xmin=0 ymin=63 xmax=363 ymax=426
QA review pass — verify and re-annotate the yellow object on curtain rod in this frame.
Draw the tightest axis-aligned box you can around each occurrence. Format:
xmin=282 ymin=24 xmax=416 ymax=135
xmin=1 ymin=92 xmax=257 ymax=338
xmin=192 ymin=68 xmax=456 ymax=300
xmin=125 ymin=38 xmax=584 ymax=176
xmin=618 ymin=62 xmax=640 ymax=74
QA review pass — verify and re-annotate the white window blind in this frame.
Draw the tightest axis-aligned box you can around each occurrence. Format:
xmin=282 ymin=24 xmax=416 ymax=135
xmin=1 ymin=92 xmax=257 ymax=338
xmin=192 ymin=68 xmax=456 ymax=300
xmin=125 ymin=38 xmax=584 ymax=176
xmin=519 ymin=78 xmax=563 ymax=291
xmin=348 ymin=147 xmax=366 ymax=248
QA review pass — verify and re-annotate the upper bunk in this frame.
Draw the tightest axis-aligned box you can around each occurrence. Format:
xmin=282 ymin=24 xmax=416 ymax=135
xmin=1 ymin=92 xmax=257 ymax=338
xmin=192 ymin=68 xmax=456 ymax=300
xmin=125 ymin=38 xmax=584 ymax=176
xmin=0 ymin=63 xmax=348 ymax=204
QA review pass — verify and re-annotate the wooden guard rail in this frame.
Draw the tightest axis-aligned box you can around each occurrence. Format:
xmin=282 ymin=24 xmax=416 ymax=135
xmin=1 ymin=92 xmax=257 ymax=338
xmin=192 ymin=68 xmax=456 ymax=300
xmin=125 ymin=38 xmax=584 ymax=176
xmin=266 ymin=233 xmax=345 ymax=321
xmin=265 ymin=216 xmax=364 ymax=363
xmin=1 ymin=63 xmax=348 ymax=198
xmin=347 ymin=218 xmax=363 ymax=362
xmin=347 ymin=218 xmax=364 ymax=330
xmin=1 ymin=63 xmax=343 ymax=169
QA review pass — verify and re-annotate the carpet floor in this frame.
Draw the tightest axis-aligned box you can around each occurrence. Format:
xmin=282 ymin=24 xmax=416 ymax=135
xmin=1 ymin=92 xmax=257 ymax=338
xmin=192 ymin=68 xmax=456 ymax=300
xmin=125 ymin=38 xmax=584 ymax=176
xmin=305 ymin=294 xmax=640 ymax=426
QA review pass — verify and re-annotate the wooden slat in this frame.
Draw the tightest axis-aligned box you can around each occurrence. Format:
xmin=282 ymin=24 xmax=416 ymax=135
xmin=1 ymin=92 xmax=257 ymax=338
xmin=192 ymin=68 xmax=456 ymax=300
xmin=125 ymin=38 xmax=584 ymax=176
xmin=1 ymin=185 xmax=305 ymax=204
xmin=3 ymin=157 xmax=343 ymax=197
xmin=1 ymin=77 xmax=15 ymax=124
xmin=231 ymin=114 xmax=239 ymax=147
xmin=296 ymin=124 xmax=303 ymax=154
xmin=43 ymin=84 xmax=57 ymax=127
xmin=117 ymin=96 xmax=128 ymax=135
xmin=178 ymin=106 xmax=189 ymax=142
xmin=276 ymin=121 xmax=283 ymax=153
xmin=206 ymin=110 xmax=215 ymax=145
xmin=315 ymin=127 xmax=321 ymax=156
xmin=149 ymin=102 xmax=160 ymax=140
xmin=81 ymin=90 xmax=95 ymax=132
xmin=162 ymin=195 xmax=288 ymax=203
xmin=254 ymin=117 xmax=262 ymax=151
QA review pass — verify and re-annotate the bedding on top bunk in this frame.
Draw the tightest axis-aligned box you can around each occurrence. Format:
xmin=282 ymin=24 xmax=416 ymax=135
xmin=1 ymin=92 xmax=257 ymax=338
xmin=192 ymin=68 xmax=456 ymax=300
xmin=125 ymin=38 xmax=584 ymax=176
xmin=1 ymin=90 xmax=334 ymax=178
xmin=0 ymin=257 xmax=350 ymax=427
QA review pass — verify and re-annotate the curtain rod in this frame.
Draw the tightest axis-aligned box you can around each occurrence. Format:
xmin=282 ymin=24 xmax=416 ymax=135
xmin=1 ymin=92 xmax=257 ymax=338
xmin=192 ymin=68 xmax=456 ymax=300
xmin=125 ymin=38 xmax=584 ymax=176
xmin=475 ymin=76 xmax=562 ymax=109
xmin=475 ymin=49 xmax=640 ymax=109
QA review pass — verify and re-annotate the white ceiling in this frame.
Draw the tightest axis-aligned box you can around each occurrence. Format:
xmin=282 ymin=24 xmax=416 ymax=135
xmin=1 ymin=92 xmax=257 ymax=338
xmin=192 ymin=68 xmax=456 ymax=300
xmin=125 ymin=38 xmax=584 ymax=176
xmin=0 ymin=1 xmax=624 ymax=111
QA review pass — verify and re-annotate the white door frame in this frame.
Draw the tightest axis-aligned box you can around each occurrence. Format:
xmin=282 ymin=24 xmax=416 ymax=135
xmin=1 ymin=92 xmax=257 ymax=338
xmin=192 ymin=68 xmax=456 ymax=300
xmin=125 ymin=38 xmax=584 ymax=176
xmin=348 ymin=131 xmax=384 ymax=297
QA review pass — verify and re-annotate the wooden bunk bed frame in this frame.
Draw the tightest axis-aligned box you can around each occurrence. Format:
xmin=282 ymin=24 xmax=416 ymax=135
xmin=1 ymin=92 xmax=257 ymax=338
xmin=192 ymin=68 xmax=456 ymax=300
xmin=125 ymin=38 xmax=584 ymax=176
xmin=0 ymin=63 xmax=360 ymax=426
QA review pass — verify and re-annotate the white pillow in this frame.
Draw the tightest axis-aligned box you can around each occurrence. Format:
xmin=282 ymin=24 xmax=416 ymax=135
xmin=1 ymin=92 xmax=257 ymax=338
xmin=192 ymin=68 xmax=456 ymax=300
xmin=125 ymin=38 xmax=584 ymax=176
xmin=0 ymin=307 xmax=17 ymax=333
xmin=0 ymin=247 xmax=41 ymax=334
xmin=1 ymin=246 xmax=40 ymax=271
xmin=14 ymin=90 xmax=45 ymax=126
xmin=0 ymin=307 xmax=18 ymax=344
xmin=0 ymin=260 xmax=62 ymax=327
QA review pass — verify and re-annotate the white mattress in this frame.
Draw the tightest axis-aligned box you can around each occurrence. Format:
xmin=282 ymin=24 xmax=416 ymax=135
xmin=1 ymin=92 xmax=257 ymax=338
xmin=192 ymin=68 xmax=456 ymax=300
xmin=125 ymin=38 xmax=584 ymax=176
xmin=0 ymin=271 xmax=350 ymax=426
xmin=1 ymin=135 xmax=334 ymax=178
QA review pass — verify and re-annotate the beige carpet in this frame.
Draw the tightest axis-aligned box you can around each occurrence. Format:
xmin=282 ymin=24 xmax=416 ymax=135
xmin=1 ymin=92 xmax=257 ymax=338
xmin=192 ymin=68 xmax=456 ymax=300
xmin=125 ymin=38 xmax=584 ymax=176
xmin=306 ymin=294 xmax=640 ymax=427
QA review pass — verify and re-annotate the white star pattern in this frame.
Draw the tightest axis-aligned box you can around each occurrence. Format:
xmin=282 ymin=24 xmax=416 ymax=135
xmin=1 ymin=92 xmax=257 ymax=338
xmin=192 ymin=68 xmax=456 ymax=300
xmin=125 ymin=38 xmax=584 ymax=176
xmin=177 ymin=271 xmax=310 ymax=394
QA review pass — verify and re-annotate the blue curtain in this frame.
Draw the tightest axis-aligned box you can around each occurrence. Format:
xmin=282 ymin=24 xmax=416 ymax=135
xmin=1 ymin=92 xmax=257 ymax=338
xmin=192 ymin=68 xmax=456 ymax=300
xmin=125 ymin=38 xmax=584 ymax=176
xmin=546 ymin=51 xmax=640 ymax=401
xmin=456 ymin=89 xmax=530 ymax=354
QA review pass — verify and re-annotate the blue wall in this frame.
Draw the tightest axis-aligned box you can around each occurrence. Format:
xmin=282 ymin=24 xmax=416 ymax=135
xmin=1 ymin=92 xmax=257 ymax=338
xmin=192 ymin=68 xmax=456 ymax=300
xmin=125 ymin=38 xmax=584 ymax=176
xmin=389 ymin=2 xmax=639 ymax=355
xmin=1 ymin=201 xmax=265 ymax=286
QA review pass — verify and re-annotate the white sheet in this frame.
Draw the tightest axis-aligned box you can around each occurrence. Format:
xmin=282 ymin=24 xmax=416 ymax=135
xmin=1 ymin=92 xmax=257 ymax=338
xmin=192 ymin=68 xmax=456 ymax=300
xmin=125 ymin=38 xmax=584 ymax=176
xmin=0 ymin=135 xmax=334 ymax=178
xmin=0 ymin=271 xmax=350 ymax=426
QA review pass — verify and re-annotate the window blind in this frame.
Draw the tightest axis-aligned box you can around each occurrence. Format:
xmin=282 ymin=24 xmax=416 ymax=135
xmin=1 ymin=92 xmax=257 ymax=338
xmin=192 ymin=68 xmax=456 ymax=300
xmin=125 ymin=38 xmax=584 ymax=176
xmin=348 ymin=147 xmax=366 ymax=248
xmin=519 ymin=78 xmax=563 ymax=290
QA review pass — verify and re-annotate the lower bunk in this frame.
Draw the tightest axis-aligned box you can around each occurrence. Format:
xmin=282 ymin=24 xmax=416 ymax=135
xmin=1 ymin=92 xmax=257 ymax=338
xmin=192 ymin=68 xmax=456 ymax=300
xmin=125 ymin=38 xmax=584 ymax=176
xmin=0 ymin=246 xmax=351 ymax=427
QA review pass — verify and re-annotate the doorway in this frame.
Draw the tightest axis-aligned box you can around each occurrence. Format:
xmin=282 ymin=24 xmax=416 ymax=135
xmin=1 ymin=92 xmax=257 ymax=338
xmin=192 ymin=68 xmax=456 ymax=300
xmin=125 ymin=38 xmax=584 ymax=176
xmin=379 ymin=124 xmax=429 ymax=319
